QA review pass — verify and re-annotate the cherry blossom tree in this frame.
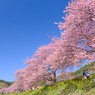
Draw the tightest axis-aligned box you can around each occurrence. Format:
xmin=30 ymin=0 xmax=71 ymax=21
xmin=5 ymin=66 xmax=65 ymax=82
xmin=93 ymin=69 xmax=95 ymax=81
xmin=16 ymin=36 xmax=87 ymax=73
xmin=23 ymin=37 xmax=76 ymax=88
xmin=1 ymin=0 xmax=95 ymax=93
xmin=24 ymin=42 xmax=58 ymax=86
xmin=55 ymin=0 xmax=95 ymax=65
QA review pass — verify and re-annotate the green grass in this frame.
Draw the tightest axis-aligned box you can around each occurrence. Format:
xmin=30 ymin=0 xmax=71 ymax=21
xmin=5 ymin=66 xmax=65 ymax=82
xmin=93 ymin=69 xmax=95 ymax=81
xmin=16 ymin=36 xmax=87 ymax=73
xmin=1 ymin=73 xmax=95 ymax=95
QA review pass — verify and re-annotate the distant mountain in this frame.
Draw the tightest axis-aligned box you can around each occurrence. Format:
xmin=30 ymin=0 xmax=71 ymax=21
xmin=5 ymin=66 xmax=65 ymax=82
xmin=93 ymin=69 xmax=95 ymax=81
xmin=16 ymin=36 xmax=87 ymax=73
xmin=0 ymin=80 xmax=14 ymax=89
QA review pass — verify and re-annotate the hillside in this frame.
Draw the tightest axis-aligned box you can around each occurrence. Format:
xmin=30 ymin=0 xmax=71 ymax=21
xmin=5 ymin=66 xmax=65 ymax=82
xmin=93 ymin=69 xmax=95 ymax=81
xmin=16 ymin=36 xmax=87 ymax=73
xmin=0 ymin=80 xmax=14 ymax=89
xmin=1 ymin=73 xmax=95 ymax=95
xmin=57 ymin=61 xmax=95 ymax=79
xmin=0 ymin=62 xmax=95 ymax=94
xmin=71 ymin=61 xmax=95 ymax=76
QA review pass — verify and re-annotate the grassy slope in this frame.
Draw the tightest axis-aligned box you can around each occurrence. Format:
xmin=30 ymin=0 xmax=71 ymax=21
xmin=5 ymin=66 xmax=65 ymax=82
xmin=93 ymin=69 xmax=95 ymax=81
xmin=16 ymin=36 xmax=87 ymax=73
xmin=57 ymin=61 xmax=95 ymax=79
xmin=1 ymin=62 xmax=95 ymax=95
xmin=71 ymin=61 xmax=95 ymax=76
xmin=1 ymin=73 xmax=95 ymax=95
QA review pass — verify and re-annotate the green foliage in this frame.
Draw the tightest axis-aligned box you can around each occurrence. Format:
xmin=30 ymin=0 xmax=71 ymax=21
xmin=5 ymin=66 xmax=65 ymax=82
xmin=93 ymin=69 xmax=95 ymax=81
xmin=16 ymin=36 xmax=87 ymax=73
xmin=39 ymin=80 xmax=46 ymax=86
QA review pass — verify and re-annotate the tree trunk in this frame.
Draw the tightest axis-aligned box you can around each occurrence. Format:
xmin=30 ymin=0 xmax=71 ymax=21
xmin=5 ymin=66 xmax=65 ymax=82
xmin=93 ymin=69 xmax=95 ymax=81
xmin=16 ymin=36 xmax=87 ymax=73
xmin=54 ymin=71 xmax=56 ymax=83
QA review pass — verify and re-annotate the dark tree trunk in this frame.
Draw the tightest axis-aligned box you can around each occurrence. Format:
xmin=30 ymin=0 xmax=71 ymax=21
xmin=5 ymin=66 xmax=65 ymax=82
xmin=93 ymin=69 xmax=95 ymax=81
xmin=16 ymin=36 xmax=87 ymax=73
xmin=54 ymin=71 xmax=56 ymax=83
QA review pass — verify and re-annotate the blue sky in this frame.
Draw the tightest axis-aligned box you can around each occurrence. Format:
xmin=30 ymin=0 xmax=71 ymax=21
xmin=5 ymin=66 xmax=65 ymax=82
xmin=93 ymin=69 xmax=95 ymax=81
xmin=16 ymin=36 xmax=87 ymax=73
xmin=0 ymin=0 xmax=86 ymax=82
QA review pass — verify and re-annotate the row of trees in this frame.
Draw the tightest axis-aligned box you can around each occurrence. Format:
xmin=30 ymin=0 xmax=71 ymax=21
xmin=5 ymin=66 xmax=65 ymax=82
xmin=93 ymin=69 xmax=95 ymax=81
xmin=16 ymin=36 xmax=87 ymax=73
xmin=0 ymin=0 xmax=95 ymax=93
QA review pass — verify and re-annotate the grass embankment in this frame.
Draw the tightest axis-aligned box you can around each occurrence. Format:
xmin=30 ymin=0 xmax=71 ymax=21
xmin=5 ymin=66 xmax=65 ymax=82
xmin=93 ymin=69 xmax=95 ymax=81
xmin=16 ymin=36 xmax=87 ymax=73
xmin=57 ymin=61 xmax=95 ymax=79
xmin=70 ymin=61 xmax=95 ymax=76
xmin=1 ymin=73 xmax=95 ymax=95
